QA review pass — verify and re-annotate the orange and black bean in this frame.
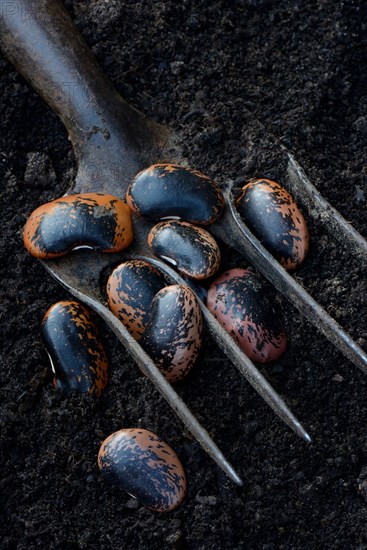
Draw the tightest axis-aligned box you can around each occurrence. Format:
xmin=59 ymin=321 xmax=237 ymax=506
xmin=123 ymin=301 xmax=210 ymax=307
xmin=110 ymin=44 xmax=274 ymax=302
xmin=207 ymin=268 xmax=287 ymax=363
xmin=126 ymin=163 xmax=224 ymax=225
xmin=106 ymin=260 xmax=167 ymax=340
xmin=140 ymin=285 xmax=202 ymax=382
xmin=41 ymin=300 xmax=109 ymax=396
xmin=24 ymin=193 xmax=133 ymax=259
xmin=148 ymin=220 xmax=221 ymax=280
xmin=98 ymin=428 xmax=187 ymax=512
xmin=236 ymin=179 xmax=309 ymax=270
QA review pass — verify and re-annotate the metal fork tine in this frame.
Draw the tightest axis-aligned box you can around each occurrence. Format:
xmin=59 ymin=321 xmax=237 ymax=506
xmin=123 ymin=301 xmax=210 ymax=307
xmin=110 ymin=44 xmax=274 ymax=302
xmin=201 ymin=303 xmax=312 ymax=443
xmin=285 ymin=152 xmax=367 ymax=259
xmin=212 ymin=188 xmax=367 ymax=374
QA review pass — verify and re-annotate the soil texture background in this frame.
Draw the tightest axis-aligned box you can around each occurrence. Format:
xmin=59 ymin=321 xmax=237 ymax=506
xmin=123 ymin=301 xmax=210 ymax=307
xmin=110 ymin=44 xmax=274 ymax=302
xmin=0 ymin=0 xmax=367 ymax=548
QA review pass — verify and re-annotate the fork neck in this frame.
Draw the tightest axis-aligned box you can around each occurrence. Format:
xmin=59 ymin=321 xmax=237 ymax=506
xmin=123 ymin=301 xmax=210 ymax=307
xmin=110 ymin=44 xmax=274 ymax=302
xmin=0 ymin=0 xmax=170 ymax=194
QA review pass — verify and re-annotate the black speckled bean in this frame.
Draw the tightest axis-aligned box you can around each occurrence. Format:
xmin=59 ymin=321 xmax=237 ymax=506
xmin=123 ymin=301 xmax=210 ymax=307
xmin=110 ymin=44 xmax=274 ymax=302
xmin=236 ymin=179 xmax=309 ymax=270
xmin=126 ymin=163 xmax=224 ymax=225
xmin=148 ymin=220 xmax=221 ymax=280
xmin=106 ymin=260 xmax=166 ymax=340
xmin=24 ymin=193 xmax=133 ymax=259
xmin=140 ymin=284 xmax=202 ymax=382
xmin=98 ymin=428 xmax=186 ymax=512
xmin=207 ymin=268 xmax=287 ymax=363
xmin=41 ymin=300 xmax=109 ymax=396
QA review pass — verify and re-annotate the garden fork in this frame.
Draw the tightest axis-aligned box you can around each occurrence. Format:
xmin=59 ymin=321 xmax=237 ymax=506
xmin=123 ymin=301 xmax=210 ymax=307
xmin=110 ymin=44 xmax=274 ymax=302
xmin=1 ymin=0 xmax=366 ymax=485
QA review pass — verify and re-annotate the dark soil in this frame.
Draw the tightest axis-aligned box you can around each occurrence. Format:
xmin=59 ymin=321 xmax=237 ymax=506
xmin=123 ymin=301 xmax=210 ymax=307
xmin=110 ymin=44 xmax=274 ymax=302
xmin=1 ymin=1 xmax=367 ymax=548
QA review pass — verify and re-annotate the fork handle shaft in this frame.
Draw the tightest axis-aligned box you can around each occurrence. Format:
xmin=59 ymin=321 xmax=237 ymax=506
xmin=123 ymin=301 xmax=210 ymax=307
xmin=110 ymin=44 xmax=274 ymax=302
xmin=0 ymin=0 xmax=112 ymax=136
xmin=0 ymin=0 xmax=167 ymax=193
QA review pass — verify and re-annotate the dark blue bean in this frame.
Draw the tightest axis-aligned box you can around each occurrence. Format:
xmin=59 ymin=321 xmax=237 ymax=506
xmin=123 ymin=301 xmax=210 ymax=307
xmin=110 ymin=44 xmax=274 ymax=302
xmin=24 ymin=193 xmax=133 ymax=259
xmin=148 ymin=220 xmax=221 ymax=279
xmin=140 ymin=285 xmax=202 ymax=382
xmin=41 ymin=300 xmax=109 ymax=396
xmin=107 ymin=260 xmax=166 ymax=340
xmin=98 ymin=428 xmax=186 ymax=512
xmin=236 ymin=179 xmax=309 ymax=270
xmin=207 ymin=268 xmax=287 ymax=363
xmin=126 ymin=163 xmax=224 ymax=225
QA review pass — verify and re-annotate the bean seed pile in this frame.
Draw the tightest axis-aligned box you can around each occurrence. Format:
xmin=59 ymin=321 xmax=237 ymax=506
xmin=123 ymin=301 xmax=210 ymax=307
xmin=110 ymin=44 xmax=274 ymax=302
xmin=23 ymin=163 xmax=309 ymax=511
